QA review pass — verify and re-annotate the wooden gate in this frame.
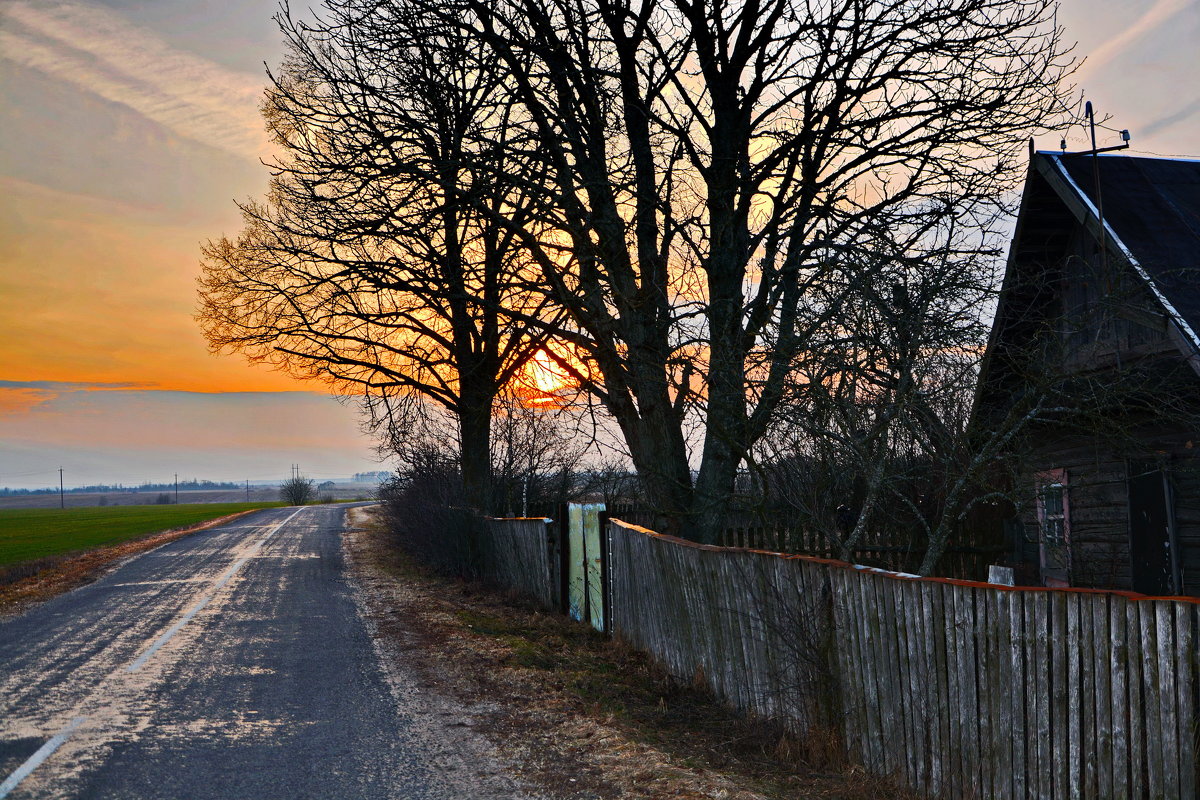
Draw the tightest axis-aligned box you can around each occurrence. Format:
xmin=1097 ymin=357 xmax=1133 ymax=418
xmin=561 ymin=503 xmax=607 ymax=632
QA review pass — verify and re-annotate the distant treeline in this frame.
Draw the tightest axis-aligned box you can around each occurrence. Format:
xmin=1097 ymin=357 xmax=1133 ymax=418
xmin=0 ymin=479 xmax=245 ymax=497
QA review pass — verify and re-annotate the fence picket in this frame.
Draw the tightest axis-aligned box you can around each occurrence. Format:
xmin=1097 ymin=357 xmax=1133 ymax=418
xmin=1093 ymin=595 xmax=1113 ymax=800
xmin=1177 ymin=603 xmax=1197 ymax=797
xmin=1157 ymin=602 xmax=1180 ymax=799
xmin=1140 ymin=601 xmax=1162 ymax=799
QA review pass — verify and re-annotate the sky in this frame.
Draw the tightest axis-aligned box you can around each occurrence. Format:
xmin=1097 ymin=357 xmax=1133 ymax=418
xmin=1 ymin=0 xmax=1198 ymax=490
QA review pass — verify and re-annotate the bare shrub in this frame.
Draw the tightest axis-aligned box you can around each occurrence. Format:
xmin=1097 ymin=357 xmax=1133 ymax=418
xmin=280 ymin=476 xmax=316 ymax=506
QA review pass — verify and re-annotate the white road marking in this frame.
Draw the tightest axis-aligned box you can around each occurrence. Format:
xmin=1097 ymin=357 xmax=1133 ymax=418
xmin=0 ymin=507 xmax=308 ymax=796
xmin=125 ymin=595 xmax=213 ymax=672
xmin=0 ymin=717 xmax=87 ymax=799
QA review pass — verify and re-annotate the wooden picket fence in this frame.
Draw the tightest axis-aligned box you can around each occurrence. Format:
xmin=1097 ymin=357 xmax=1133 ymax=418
xmin=476 ymin=517 xmax=558 ymax=610
xmin=607 ymin=519 xmax=1200 ymax=799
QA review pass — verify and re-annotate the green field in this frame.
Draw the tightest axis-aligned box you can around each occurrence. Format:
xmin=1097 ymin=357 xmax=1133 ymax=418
xmin=0 ymin=502 xmax=284 ymax=566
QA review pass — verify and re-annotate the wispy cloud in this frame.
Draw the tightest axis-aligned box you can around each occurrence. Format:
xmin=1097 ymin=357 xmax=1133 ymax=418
xmin=0 ymin=380 xmax=154 ymax=414
xmin=1077 ymin=0 xmax=1193 ymax=79
xmin=0 ymin=0 xmax=269 ymax=160
xmin=1142 ymin=96 xmax=1200 ymax=138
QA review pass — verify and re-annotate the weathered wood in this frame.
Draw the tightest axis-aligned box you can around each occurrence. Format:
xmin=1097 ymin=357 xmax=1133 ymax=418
xmin=482 ymin=518 xmax=556 ymax=609
xmin=978 ymin=588 xmax=998 ymax=796
xmin=1126 ymin=601 xmax=1145 ymax=800
xmin=858 ymin=569 xmax=886 ymax=774
xmin=959 ymin=586 xmax=981 ymax=793
xmin=1177 ymin=603 xmax=1198 ymax=797
xmin=877 ymin=574 xmax=907 ymax=781
xmin=920 ymin=581 xmax=945 ymax=796
xmin=1093 ymin=594 xmax=1113 ymax=800
xmin=597 ymin=522 xmax=1200 ymax=800
xmin=1031 ymin=591 xmax=1052 ymax=800
xmin=1157 ymin=602 xmax=1180 ymax=799
xmin=1067 ymin=593 xmax=1083 ymax=800
xmin=1080 ymin=593 xmax=1097 ymax=799
xmin=1008 ymin=590 xmax=1026 ymax=800
xmin=1108 ymin=598 xmax=1129 ymax=800
xmin=945 ymin=582 xmax=964 ymax=797
xmin=1140 ymin=601 xmax=1162 ymax=800
xmin=1051 ymin=591 xmax=1070 ymax=799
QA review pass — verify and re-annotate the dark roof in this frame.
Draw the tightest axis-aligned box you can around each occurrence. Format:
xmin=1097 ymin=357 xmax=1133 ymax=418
xmin=1038 ymin=152 xmax=1200 ymax=349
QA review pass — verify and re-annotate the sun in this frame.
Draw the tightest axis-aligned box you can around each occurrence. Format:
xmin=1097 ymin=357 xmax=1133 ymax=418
xmin=513 ymin=348 xmax=574 ymax=407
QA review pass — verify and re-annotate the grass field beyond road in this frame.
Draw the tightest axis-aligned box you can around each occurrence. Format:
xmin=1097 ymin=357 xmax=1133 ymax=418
xmin=0 ymin=502 xmax=284 ymax=566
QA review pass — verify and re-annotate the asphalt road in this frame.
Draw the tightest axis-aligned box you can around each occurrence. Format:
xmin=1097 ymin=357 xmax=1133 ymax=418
xmin=0 ymin=505 xmax=529 ymax=799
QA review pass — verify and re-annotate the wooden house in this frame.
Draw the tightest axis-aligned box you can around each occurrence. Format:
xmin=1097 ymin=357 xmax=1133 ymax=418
xmin=975 ymin=151 xmax=1200 ymax=595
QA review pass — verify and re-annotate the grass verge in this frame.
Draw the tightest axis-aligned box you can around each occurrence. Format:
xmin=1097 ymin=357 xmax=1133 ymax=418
xmin=0 ymin=502 xmax=284 ymax=566
xmin=347 ymin=507 xmax=915 ymax=800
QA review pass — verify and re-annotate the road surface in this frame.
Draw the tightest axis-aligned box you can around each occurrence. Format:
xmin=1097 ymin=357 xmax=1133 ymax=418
xmin=0 ymin=505 xmax=531 ymax=799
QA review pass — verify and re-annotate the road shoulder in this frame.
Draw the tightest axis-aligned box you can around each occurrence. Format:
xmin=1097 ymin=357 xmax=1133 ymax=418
xmin=343 ymin=507 xmax=905 ymax=800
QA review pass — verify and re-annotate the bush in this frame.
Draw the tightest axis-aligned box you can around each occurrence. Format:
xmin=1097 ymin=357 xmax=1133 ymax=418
xmin=280 ymin=476 xmax=316 ymax=505
xmin=378 ymin=448 xmax=478 ymax=577
xmin=155 ymin=493 xmax=172 ymax=505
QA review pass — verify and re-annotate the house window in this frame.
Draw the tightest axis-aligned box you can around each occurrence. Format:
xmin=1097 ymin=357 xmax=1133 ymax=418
xmin=1036 ymin=470 xmax=1070 ymax=586
xmin=1040 ymin=484 xmax=1066 ymax=544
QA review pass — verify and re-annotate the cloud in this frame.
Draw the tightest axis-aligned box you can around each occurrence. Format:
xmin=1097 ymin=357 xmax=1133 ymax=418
xmin=0 ymin=380 xmax=154 ymax=415
xmin=1077 ymin=0 xmax=1193 ymax=79
xmin=1142 ymin=96 xmax=1200 ymax=138
xmin=0 ymin=0 xmax=269 ymax=160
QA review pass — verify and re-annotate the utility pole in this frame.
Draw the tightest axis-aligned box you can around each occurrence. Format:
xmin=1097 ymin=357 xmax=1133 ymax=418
xmin=174 ymin=473 xmax=179 ymax=504
xmin=245 ymin=479 xmax=250 ymax=502
xmin=59 ymin=467 xmax=64 ymax=509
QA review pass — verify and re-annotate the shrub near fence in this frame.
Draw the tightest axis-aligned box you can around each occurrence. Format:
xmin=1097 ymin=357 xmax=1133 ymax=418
xmin=607 ymin=519 xmax=1199 ymax=800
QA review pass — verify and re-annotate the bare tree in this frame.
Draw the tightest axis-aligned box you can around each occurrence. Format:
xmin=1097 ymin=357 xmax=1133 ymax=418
xmin=280 ymin=474 xmax=317 ymax=505
xmin=197 ymin=0 xmax=558 ymax=510
xmin=425 ymin=0 xmax=1075 ymax=541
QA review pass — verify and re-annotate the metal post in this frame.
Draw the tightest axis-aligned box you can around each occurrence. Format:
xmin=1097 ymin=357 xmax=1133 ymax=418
xmin=59 ymin=468 xmax=64 ymax=509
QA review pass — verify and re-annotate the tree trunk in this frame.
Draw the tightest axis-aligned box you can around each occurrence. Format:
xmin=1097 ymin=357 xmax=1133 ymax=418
xmin=457 ymin=376 xmax=495 ymax=513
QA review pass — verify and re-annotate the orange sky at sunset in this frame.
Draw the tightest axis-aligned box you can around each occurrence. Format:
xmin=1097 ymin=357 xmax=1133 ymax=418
xmin=1 ymin=0 xmax=1198 ymax=489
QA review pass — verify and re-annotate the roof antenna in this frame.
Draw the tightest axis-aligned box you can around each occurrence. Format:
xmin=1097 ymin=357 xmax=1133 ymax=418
xmin=1086 ymin=101 xmax=1112 ymax=296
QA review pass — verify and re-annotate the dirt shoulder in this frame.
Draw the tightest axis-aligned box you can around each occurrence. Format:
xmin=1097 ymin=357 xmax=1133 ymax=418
xmin=344 ymin=506 xmax=911 ymax=800
xmin=0 ymin=509 xmax=262 ymax=617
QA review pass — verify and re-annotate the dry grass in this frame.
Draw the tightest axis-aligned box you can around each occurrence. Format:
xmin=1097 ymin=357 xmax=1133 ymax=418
xmin=0 ymin=510 xmax=260 ymax=616
xmin=346 ymin=507 xmax=917 ymax=800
